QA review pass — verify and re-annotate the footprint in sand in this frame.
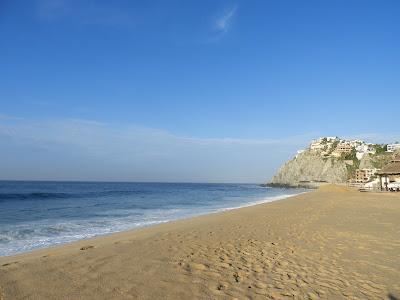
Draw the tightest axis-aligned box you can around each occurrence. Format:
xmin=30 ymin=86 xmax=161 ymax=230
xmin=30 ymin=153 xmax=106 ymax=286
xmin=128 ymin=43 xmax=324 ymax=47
xmin=233 ymin=272 xmax=241 ymax=283
xmin=1 ymin=261 xmax=19 ymax=267
xmin=252 ymin=265 xmax=264 ymax=273
xmin=216 ymin=262 xmax=231 ymax=269
xmin=185 ymin=262 xmax=208 ymax=272
xmin=307 ymin=291 xmax=319 ymax=299
xmin=80 ymin=245 xmax=95 ymax=251
xmin=216 ymin=282 xmax=229 ymax=291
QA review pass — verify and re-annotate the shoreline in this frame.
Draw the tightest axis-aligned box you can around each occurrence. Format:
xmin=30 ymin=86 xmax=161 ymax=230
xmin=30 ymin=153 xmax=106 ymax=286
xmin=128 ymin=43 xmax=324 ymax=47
xmin=0 ymin=189 xmax=307 ymax=258
xmin=1 ymin=185 xmax=399 ymax=299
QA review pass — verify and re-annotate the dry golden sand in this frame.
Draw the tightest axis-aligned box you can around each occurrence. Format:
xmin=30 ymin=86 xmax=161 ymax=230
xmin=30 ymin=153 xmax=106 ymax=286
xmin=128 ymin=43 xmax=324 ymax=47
xmin=1 ymin=185 xmax=400 ymax=299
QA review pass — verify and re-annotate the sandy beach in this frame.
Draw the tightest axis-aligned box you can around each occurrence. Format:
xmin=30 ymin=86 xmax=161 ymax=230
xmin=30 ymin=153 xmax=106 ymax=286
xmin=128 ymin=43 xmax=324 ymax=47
xmin=1 ymin=185 xmax=399 ymax=299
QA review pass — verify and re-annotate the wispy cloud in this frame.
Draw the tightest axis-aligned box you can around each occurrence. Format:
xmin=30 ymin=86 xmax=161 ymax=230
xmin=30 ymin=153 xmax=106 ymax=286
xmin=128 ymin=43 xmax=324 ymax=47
xmin=0 ymin=114 xmax=23 ymax=121
xmin=36 ymin=0 xmax=72 ymax=21
xmin=0 ymin=117 xmax=310 ymax=151
xmin=0 ymin=117 xmax=310 ymax=182
xmin=198 ymin=4 xmax=238 ymax=43
xmin=343 ymin=133 xmax=400 ymax=144
xmin=35 ymin=0 xmax=135 ymax=26
xmin=215 ymin=5 xmax=237 ymax=33
xmin=2 ymin=116 xmax=397 ymax=182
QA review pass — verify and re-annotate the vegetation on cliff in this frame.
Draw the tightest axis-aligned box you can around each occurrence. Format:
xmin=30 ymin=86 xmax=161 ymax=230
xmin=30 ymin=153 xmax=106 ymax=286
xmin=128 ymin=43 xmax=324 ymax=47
xmin=267 ymin=137 xmax=398 ymax=187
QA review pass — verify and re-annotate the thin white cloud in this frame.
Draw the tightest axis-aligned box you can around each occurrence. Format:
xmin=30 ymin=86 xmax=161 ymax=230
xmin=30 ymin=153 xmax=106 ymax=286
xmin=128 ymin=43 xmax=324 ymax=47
xmin=343 ymin=133 xmax=400 ymax=144
xmin=36 ymin=0 xmax=71 ymax=21
xmin=0 ymin=113 xmax=26 ymax=121
xmin=215 ymin=5 xmax=237 ymax=33
xmin=0 ymin=117 xmax=311 ymax=182
xmin=0 ymin=117 xmax=310 ymax=149
xmin=198 ymin=5 xmax=237 ymax=43
xmin=35 ymin=0 xmax=135 ymax=26
xmin=4 ymin=117 xmax=398 ymax=182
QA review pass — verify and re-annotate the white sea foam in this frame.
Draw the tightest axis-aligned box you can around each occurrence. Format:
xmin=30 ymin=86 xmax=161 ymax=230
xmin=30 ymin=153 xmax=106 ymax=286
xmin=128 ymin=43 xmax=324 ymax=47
xmin=0 ymin=184 xmax=308 ymax=257
xmin=216 ymin=191 xmax=309 ymax=212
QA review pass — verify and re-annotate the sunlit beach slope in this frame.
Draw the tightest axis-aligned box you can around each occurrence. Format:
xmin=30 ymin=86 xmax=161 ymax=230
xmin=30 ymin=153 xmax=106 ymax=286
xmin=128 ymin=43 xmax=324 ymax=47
xmin=1 ymin=185 xmax=399 ymax=299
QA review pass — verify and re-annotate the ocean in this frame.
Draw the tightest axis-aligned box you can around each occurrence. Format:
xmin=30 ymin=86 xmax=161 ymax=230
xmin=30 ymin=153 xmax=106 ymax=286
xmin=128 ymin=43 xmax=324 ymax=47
xmin=0 ymin=181 xmax=306 ymax=256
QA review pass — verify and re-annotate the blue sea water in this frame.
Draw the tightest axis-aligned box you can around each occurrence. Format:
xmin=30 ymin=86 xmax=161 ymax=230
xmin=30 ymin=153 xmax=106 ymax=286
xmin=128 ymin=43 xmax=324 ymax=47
xmin=0 ymin=181 xmax=306 ymax=256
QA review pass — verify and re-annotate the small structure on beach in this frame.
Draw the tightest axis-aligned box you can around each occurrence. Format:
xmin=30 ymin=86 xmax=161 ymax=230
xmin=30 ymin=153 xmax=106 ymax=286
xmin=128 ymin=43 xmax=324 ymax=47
xmin=376 ymin=155 xmax=400 ymax=190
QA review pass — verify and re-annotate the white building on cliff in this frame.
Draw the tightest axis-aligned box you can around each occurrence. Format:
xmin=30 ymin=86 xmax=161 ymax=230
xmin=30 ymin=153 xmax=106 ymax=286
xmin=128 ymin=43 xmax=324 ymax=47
xmin=387 ymin=143 xmax=400 ymax=152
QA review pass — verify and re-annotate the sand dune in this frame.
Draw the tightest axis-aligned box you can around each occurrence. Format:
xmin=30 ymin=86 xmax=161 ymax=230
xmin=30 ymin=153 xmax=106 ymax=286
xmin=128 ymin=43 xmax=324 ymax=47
xmin=1 ymin=185 xmax=400 ymax=299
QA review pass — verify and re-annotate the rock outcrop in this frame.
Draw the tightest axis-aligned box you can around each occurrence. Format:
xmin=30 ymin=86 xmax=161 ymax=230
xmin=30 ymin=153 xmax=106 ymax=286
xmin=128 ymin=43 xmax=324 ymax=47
xmin=359 ymin=152 xmax=393 ymax=170
xmin=268 ymin=149 xmax=348 ymax=187
xmin=266 ymin=137 xmax=400 ymax=188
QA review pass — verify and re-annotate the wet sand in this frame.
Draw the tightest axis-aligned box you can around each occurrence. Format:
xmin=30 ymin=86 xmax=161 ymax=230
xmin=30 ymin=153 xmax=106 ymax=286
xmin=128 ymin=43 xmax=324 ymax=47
xmin=1 ymin=185 xmax=400 ymax=299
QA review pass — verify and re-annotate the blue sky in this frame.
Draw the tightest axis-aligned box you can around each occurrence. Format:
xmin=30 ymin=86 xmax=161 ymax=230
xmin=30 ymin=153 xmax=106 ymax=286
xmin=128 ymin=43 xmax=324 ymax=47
xmin=0 ymin=0 xmax=399 ymax=182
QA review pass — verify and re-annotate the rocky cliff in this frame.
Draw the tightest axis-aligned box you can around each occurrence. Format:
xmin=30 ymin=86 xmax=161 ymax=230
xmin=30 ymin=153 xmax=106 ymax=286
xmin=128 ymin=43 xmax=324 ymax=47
xmin=268 ymin=149 xmax=348 ymax=187
xmin=266 ymin=137 xmax=399 ymax=188
xmin=358 ymin=152 xmax=393 ymax=170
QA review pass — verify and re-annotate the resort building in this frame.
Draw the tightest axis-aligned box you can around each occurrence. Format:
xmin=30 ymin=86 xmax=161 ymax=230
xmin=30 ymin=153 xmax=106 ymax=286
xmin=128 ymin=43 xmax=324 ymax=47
xmin=376 ymin=155 xmax=400 ymax=190
xmin=355 ymin=169 xmax=379 ymax=183
xmin=387 ymin=144 xmax=400 ymax=152
xmin=336 ymin=143 xmax=353 ymax=153
xmin=349 ymin=140 xmax=363 ymax=147
xmin=355 ymin=144 xmax=376 ymax=160
xmin=331 ymin=142 xmax=353 ymax=157
xmin=310 ymin=140 xmax=325 ymax=151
